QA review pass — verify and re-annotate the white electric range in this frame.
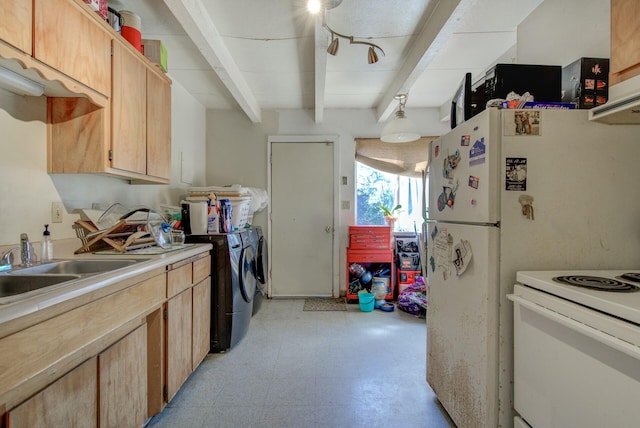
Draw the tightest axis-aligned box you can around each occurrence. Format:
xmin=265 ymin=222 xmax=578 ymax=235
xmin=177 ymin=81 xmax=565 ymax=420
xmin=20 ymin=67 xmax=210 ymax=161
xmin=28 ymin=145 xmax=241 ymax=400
xmin=509 ymin=270 xmax=640 ymax=428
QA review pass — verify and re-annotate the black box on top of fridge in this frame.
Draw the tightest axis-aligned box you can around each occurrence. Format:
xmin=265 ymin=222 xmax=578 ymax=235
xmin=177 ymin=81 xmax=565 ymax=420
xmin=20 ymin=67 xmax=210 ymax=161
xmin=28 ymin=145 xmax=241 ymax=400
xmin=561 ymin=57 xmax=609 ymax=109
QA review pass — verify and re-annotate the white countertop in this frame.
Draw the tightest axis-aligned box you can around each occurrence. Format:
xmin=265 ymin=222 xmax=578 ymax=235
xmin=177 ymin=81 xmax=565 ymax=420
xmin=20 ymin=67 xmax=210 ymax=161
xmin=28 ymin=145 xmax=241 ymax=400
xmin=0 ymin=238 xmax=211 ymax=327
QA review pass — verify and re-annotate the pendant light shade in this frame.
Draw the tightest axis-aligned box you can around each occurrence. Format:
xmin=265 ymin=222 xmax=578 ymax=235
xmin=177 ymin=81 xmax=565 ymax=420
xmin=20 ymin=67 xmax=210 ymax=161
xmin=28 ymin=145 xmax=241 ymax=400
xmin=381 ymin=94 xmax=420 ymax=143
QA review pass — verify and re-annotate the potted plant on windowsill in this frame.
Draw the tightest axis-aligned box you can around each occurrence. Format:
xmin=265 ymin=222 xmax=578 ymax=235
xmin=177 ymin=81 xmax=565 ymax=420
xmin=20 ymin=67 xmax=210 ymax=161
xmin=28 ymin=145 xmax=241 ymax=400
xmin=379 ymin=204 xmax=402 ymax=229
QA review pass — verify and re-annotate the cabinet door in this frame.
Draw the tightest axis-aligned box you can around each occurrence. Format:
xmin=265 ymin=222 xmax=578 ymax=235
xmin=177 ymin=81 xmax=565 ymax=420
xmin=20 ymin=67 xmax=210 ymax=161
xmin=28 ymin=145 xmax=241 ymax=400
xmin=8 ymin=357 xmax=98 ymax=428
xmin=166 ymin=289 xmax=192 ymax=402
xmin=611 ymin=0 xmax=640 ymax=84
xmin=147 ymin=70 xmax=172 ymax=180
xmin=99 ymin=325 xmax=148 ymax=428
xmin=192 ymin=278 xmax=211 ymax=368
xmin=33 ymin=0 xmax=111 ymax=95
xmin=0 ymin=0 xmax=32 ymax=54
xmin=112 ymin=40 xmax=147 ymax=175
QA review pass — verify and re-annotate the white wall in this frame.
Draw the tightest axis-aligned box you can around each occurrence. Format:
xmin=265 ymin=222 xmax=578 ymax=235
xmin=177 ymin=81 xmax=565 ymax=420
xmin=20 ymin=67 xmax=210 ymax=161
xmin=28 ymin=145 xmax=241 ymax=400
xmin=207 ymin=107 xmax=449 ymax=292
xmin=0 ymin=78 xmax=206 ymax=247
xmin=517 ymin=0 xmax=610 ymax=66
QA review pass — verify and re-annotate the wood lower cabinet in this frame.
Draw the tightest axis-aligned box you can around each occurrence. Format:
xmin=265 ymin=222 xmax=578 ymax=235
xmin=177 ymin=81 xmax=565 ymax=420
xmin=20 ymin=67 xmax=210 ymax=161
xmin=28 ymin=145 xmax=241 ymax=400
xmin=33 ymin=0 xmax=111 ymax=96
xmin=192 ymin=278 xmax=211 ymax=369
xmin=0 ymin=0 xmax=32 ymax=54
xmin=166 ymin=288 xmax=193 ymax=402
xmin=0 ymin=253 xmax=211 ymax=424
xmin=7 ymin=357 xmax=98 ymax=428
xmin=610 ymin=0 xmax=640 ymax=85
xmin=165 ymin=255 xmax=211 ymax=402
xmin=99 ymin=325 xmax=148 ymax=428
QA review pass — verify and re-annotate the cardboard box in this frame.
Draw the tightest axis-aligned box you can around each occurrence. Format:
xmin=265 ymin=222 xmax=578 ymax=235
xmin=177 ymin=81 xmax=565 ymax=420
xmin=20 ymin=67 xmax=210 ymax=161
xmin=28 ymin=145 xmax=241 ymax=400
xmin=562 ymin=57 xmax=609 ymax=109
xmin=142 ymin=39 xmax=168 ymax=73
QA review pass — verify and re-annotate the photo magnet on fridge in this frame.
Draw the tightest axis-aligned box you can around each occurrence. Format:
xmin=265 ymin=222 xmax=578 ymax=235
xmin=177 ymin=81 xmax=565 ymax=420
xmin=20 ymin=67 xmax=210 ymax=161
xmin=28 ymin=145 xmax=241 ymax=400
xmin=469 ymin=138 xmax=486 ymax=166
xmin=461 ymin=135 xmax=470 ymax=146
xmin=506 ymin=157 xmax=527 ymax=191
xmin=468 ymin=176 xmax=479 ymax=189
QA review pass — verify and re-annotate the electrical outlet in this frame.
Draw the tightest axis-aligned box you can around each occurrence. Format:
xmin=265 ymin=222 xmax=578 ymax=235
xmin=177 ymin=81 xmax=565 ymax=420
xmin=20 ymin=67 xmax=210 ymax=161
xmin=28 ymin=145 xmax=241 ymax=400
xmin=52 ymin=202 xmax=63 ymax=223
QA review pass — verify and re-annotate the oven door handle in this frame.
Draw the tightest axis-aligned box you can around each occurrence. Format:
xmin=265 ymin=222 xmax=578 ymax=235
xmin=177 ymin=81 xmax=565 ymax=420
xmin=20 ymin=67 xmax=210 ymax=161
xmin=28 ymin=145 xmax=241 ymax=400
xmin=509 ymin=294 xmax=640 ymax=361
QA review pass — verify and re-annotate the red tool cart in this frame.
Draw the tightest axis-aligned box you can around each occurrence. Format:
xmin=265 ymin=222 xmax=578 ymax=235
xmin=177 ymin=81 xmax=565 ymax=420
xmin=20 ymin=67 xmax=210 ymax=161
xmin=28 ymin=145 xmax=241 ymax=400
xmin=346 ymin=226 xmax=394 ymax=303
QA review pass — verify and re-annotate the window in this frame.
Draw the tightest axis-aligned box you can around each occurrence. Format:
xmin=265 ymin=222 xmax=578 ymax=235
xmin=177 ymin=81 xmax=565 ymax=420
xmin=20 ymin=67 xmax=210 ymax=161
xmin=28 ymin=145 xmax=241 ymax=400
xmin=355 ymin=162 xmax=426 ymax=232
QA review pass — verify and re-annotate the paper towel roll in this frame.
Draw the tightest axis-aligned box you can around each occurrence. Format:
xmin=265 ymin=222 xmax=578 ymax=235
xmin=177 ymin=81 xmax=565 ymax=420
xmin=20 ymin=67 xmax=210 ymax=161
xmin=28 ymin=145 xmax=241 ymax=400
xmin=189 ymin=202 xmax=208 ymax=235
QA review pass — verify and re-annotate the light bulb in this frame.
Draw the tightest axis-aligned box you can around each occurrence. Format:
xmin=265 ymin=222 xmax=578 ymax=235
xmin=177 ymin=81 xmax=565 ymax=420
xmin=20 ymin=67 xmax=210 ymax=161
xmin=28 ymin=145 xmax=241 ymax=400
xmin=307 ymin=0 xmax=321 ymax=13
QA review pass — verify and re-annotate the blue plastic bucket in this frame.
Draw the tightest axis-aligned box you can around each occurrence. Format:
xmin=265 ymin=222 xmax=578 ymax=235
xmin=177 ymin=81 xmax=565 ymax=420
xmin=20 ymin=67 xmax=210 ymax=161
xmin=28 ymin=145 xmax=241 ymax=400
xmin=358 ymin=292 xmax=375 ymax=312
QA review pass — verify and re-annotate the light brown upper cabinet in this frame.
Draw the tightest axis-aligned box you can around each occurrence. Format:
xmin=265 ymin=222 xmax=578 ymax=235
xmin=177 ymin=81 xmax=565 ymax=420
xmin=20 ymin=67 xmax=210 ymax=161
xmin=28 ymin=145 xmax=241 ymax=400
xmin=111 ymin=41 xmax=147 ymax=176
xmin=33 ymin=0 xmax=111 ymax=96
xmin=0 ymin=0 xmax=32 ymax=55
xmin=610 ymin=0 xmax=640 ymax=85
xmin=110 ymin=40 xmax=172 ymax=182
xmin=147 ymin=69 xmax=172 ymax=181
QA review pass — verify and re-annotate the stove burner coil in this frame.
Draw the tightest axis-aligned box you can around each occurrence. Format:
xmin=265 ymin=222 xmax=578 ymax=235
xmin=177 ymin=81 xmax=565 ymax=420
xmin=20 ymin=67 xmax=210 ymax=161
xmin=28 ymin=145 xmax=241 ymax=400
xmin=618 ymin=273 xmax=640 ymax=283
xmin=553 ymin=275 xmax=639 ymax=292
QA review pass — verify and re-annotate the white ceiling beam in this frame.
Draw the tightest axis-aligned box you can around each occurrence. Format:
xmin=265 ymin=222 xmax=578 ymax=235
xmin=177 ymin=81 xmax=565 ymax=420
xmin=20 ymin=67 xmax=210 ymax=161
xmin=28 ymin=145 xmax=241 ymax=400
xmin=163 ymin=0 xmax=262 ymax=123
xmin=314 ymin=13 xmax=327 ymax=123
xmin=375 ymin=0 xmax=479 ymax=123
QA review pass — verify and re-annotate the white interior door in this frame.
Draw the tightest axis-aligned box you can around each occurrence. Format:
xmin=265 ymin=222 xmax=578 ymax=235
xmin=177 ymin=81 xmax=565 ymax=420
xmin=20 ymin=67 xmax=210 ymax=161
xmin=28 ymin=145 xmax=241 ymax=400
xmin=270 ymin=141 xmax=334 ymax=297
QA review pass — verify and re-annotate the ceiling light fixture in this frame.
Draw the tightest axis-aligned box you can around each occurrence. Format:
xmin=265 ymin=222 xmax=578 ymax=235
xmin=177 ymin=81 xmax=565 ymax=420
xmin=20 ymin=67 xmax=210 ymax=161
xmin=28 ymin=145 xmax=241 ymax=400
xmin=381 ymin=94 xmax=420 ymax=143
xmin=324 ymin=24 xmax=385 ymax=64
xmin=308 ymin=0 xmax=343 ymax=13
xmin=0 ymin=65 xmax=45 ymax=97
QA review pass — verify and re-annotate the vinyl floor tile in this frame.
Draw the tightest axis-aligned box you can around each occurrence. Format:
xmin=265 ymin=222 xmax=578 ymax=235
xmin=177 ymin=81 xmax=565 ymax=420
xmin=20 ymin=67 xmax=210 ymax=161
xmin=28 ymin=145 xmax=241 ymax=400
xmin=146 ymin=299 xmax=454 ymax=428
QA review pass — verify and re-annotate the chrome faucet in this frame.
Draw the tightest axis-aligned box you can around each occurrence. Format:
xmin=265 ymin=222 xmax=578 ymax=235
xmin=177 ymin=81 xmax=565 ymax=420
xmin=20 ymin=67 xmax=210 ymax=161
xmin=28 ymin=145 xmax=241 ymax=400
xmin=0 ymin=247 xmax=18 ymax=272
xmin=20 ymin=233 xmax=36 ymax=266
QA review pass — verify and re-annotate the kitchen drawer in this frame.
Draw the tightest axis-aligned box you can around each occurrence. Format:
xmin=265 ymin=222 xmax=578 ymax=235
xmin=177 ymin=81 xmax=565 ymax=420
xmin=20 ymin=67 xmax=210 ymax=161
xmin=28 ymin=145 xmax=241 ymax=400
xmin=167 ymin=263 xmax=192 ymax=298
xmin=193 ymin=255 xmax=210 ymax=285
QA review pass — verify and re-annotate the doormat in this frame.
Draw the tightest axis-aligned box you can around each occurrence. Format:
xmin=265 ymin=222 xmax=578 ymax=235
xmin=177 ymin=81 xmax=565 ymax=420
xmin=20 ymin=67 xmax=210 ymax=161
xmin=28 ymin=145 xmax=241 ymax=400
xmin=303 ymin=297 xmax=347 ymax=311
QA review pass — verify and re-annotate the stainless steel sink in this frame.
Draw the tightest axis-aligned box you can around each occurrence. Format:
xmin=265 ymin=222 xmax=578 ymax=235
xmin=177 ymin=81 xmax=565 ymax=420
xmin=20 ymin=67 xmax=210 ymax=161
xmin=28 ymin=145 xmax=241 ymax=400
xmin=0 ymin=274 xmax=81 ymax=298
xmin=0 ymin=258 xmax=149 ymax=303
xmin=14 ymin=259 xmax=145 ymax=275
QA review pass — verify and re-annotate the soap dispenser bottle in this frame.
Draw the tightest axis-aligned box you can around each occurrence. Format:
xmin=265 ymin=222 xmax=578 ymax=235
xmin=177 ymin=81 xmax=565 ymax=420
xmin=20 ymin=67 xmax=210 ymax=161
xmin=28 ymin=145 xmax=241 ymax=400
xmin=41 ymin=224 xmax=53 ymax=262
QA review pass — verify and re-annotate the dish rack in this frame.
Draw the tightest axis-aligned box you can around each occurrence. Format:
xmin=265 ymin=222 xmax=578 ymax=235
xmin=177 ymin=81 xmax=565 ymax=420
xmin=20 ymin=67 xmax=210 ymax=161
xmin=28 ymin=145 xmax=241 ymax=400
xmin=73 ymin=220 xmax=157 ymax=254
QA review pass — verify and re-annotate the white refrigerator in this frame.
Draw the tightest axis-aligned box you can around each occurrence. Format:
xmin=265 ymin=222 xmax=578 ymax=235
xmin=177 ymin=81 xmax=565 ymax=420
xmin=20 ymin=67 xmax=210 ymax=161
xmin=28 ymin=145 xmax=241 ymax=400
xmin=425 ymin=108 xmax=640 ymax=428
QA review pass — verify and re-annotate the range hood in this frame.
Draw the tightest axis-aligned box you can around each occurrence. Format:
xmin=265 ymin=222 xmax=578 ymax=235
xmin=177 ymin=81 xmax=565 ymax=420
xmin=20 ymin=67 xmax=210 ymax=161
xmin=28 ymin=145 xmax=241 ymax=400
xmin=590 ymin=74 xmax=640 ymax=124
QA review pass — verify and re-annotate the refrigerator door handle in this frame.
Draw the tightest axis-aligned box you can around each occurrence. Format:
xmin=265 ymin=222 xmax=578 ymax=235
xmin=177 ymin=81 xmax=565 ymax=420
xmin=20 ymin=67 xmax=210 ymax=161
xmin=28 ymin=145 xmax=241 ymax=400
xmin=426 ymin=219 xmax=500 ymax=228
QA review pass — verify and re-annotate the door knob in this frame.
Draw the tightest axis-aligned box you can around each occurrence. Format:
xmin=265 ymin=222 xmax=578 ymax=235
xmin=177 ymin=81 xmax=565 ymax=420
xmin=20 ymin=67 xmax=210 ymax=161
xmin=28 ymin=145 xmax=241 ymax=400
xmin=325 ymin=226 xmax=332 ymax=233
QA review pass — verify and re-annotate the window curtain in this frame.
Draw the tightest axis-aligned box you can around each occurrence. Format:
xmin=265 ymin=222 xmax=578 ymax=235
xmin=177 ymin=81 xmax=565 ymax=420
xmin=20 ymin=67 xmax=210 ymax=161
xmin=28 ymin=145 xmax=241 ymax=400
xmin=354 ymin=137 xmax=437 ymax=178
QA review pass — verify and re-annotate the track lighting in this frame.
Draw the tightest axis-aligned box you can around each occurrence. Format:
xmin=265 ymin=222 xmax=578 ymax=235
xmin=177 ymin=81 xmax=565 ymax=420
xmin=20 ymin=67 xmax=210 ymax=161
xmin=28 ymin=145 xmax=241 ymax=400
xmin=381 ymin=94 xmax=420 ymax=143
xmin=324 ymin=24 xmax=384 ymax=64
xmin=327 ymin=33 xmax=339 ymax=56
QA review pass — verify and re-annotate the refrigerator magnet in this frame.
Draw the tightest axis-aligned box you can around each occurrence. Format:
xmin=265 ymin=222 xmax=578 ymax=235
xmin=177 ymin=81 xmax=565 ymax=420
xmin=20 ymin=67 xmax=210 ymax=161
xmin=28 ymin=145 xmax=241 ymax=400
xmin=433 ymin=229 xmax=453 ymax=280
xmin=469 ymin=138 xmax=486 ymax=166
xmin=437 ymin=181 xmax=458 ymax=211
xmin=468 ymin=176 xmax=479 ymax=189
xmin=443 ymin=150 xmax=461 ymax=179
xmin=506 ymin=157 xmax=527 ymax=191
xmin=434 ymin=145 xmax=440 ymax=158
xmin=452 ymin=239 xmax=473 ymax=277
xmin=461 ymin=135 xmax=470 ymax=146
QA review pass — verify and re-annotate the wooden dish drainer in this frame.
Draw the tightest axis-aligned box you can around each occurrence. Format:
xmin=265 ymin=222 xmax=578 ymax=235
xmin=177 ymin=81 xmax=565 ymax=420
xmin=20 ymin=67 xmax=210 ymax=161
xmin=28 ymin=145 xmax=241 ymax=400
xmin=73 ymin=219 xmax=157 ymax=254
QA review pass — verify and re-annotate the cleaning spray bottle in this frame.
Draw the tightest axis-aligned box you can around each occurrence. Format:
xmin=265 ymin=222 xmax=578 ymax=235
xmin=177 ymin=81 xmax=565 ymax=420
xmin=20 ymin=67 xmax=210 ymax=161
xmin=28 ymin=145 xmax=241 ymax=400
xmin=41 ymin=224 xmax=53 ymax=262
